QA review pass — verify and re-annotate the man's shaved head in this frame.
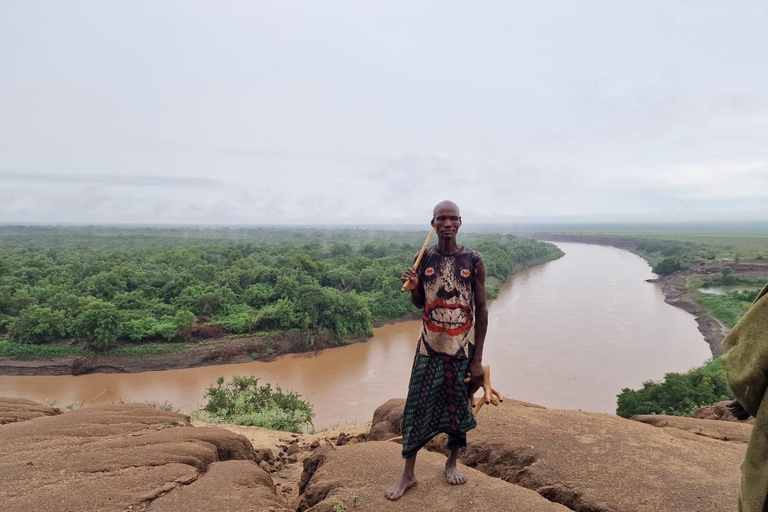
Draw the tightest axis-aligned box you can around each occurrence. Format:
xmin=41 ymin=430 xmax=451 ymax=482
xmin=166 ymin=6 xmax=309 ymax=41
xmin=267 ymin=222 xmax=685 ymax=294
xmin=432 ymin=200 xmax=460 ymax=219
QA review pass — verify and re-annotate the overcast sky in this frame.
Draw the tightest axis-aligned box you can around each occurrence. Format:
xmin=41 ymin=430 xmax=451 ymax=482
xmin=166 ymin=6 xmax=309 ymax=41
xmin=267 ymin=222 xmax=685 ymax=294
xmin=1 ymin=1 xmax=767 ymax=225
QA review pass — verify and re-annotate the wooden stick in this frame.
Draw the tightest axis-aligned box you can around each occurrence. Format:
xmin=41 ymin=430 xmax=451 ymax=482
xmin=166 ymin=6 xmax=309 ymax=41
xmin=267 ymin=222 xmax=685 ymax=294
xmin=85 ymin=388 xmax=109 ymax=406
xmin=472 ymin=366 xmax=501 ymax=416
xmin=401 ymin=227 xmax=436 ymax=292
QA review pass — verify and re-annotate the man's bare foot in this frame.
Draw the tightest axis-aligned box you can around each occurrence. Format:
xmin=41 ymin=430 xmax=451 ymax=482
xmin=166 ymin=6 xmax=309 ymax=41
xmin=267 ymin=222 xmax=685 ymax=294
xmin=444 ymin=460 xmax=467 ymax=485
xmin=384 ymin=475 xmax=417 ymax=500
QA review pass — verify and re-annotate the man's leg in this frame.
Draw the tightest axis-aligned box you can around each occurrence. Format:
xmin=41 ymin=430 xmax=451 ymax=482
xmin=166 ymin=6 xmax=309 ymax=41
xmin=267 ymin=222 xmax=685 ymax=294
xmin=444 ymin=434 xmax=467 ymax=485
xmin=384 ymin=454 xmax=418 ymax=500
xmin=385 ymin=352 xmax=427 ymax=500
xmin=444 ymin=448 xmax=467 ymax=485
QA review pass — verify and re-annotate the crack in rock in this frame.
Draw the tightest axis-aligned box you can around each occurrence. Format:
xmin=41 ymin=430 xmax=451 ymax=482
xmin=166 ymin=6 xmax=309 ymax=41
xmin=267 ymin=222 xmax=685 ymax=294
xmin=455 ymin=442 xmax=613 ymax=512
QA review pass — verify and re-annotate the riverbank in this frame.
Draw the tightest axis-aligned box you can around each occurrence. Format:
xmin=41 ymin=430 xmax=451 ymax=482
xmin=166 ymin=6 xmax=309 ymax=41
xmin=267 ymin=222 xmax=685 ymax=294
xmin=538 ymin=233 xmax=768 ymax=357
xmin=652 ymin=276 xmax=730 ymax=357
xmin=0 ymin=329 xmax=376 ymax=376
xmin=0 ymin=241 xmax=711 ymax=423
xmin=0 ymin=249 xmax=563 ymax=377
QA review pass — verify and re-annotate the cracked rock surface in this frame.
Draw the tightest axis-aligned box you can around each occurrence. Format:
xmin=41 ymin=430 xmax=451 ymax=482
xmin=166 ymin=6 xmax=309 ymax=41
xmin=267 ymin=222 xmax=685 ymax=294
xmin=632 ymin=414 xmax=753 ymax=444
xmin=0 ymin=397 xmax=62 ymax=424
xmin=0 ymin=396 xmax=749 ymax=512
xmin=0 ymin=401 xmax=287 ymax=512
xmin=299 ymin=441 xmax=570 ymax=512
xmin=377 ymin=400 xmax=744 ymax=512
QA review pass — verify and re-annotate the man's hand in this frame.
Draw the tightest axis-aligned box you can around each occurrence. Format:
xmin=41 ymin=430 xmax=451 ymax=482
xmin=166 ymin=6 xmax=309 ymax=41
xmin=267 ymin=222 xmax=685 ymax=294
xmin=727 ymin=400 xmax=752 ymax=421
xmin=464 ymin=363 xmax=503 ymax=413
xmin=401 ymin=267 xmax=419 ymax=291
xmin=464 ymin=359 xmax=485 ymax=394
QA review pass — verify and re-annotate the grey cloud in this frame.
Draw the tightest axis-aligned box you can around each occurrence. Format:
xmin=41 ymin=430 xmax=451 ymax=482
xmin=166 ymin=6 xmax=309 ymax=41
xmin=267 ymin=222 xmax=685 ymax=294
xmin=367 ymin=152 xmax=461 ymax=206
xmin=0 ymin=171 xmax=223 ymax=188
xmin=1 ymin=1 xmax=767 ymax=224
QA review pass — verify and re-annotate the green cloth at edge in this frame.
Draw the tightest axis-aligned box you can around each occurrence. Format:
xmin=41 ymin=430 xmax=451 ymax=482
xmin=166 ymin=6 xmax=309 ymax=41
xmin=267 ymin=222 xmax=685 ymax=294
xmin=721 ymin=282 xmax=768 ymax=512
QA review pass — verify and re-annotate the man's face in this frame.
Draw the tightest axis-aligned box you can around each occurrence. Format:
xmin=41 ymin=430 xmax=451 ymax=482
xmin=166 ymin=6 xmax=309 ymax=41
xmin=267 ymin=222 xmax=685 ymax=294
xmin=431 ymin=205 xmax=461 ymax=240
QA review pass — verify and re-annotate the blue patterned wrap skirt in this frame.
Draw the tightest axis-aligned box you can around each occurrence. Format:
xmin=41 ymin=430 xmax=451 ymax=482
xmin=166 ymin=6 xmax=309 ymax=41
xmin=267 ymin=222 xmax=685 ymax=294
xmin=401 ymin=353 xmax=477 ymax=458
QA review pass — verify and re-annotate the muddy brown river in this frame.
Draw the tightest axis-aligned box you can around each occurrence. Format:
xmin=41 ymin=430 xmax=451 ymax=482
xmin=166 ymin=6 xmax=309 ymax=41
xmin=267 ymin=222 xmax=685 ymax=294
xmin=0 ymin=242 xmax=712 ymax=429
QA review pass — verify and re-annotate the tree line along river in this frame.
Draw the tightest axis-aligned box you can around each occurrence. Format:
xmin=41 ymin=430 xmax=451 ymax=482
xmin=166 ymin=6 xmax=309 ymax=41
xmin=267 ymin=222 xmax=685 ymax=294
xmin=0 ymin=242 xmax=711 ymax=430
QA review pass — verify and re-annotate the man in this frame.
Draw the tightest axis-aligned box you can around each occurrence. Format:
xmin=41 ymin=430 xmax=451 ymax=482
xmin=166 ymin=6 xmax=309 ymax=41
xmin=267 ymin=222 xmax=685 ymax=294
xmin=384 ymin=200 xmax=488 ymax=500
xmin=721 ymin=282 xmax=768 ymax=512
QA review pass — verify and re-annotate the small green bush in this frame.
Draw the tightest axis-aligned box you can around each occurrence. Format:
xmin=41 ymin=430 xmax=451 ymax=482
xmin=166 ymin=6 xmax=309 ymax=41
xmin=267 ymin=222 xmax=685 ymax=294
xmin=202 ymin=375 xmax=313 ymax=433
xmin=616 ymin=359 xmax=733 ymax=418
xmin=250 ymin=347 xmax=276 ymax=360
xmin=652 ymin=258 xmax=685 ymax=276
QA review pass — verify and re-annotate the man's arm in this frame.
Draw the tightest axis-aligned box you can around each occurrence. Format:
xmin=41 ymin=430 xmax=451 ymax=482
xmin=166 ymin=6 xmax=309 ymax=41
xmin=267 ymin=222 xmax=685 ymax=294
xmin=402 ymin=267 xmax=425 ymax=309
xmin=467 ymin=258 xmax=488 ymax=387
xmin=727 ymin=399 xmax=752 ymax=421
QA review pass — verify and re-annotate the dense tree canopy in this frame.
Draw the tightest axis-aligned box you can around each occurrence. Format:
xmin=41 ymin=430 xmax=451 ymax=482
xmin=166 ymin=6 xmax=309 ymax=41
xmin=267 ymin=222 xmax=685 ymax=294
xmin=652 ymin=257 xmax=685 ymax=275
xmin=616 ymin=358 xmax=733 ymax=418
xmin=0 ymin=226 xmax=563 ymax=351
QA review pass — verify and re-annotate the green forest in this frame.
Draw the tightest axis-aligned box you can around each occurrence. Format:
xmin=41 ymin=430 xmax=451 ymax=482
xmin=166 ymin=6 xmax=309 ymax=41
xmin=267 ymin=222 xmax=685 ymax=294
xmin=616 ymin=358 xmax=733 ymax=418
xmin=0 ymin=226 xmax=563 ymax=355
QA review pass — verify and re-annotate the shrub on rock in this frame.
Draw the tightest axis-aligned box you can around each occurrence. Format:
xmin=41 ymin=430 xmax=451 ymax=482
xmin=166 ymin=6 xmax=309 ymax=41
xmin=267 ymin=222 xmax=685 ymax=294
xmin=201 ymin=375 xmax=314 ymax=433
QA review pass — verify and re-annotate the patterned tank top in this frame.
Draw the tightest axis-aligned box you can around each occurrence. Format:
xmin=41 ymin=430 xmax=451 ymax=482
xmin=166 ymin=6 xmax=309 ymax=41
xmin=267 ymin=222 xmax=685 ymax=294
xmin=417 ymin=246 xmax=482 ymax=358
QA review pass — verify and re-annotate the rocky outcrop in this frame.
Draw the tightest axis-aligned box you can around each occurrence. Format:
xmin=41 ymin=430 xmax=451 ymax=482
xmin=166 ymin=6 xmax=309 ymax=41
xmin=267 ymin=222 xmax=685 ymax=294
xmin=147 ymin=459 xmax=290 ymax=511
xmin=368 ymin=397 xmax=545 ymax=442
xmin=0 ymin=397 xmax=749 ymax=511
xmin=368 ymin=397 xmax=405 ymax=440
xmin=298 ymin=442 xmax=571 ymax=512
xmin=694 ymin=400 xmax=756 ymax=424
xmin=632 ymin=414 xmax=753 ymax=443
xmin=374 ymin=400 xmax=744 ymax=511
xmin=0 ymin=401 xmax=289 ymax=512
xmin=0 ymin=396 xmax=61 ymax=423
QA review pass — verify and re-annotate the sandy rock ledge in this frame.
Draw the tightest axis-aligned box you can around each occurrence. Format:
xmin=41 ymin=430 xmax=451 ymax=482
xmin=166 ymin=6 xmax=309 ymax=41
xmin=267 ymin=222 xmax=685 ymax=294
xmin=0 ymin=397 xmax=750 ymax=512
xmin=0 ymin=401 xmax=289 ymax=512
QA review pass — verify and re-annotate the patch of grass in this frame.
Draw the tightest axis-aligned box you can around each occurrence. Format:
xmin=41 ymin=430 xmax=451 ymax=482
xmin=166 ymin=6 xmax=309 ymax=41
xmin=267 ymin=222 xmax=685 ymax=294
xmin=698 ymin=275 xmax=767 ymax=288
xmin=696 ymin=293 xmax=755 ymax=328
xmin=188 ymin=409 xmax=219 ymax=423
xmin=0 ymin=340 xmax=87 ymax=358
xmin=103 ymin=343 xmax=190 ymax=356
xmin=250 ymin=347 xmax=277 ymax=360
xmin=331 ymin=500 xmax=348 ymax=512
xmin=144 ymin=400 xmax=182 ymax=413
